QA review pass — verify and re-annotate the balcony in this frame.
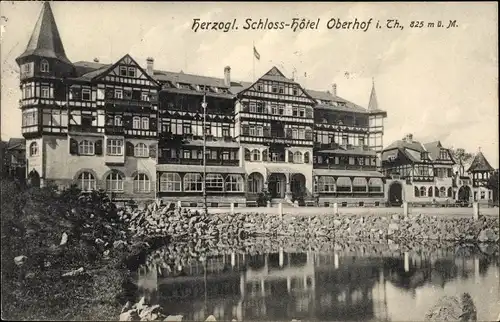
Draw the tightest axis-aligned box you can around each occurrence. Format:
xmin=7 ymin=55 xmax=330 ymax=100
xmin=68 ymin=124 xmax=98 ymax=134
xmin=314 ymin=164 xmax=377 ymax=171
xmin=105 ymin=126 xmax=125 ymax=135
xmin=158 ymin=158 xmax=239 ymax=167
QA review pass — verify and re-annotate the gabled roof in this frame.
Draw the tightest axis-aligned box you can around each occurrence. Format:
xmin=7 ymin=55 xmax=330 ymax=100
xmin=467 ymin=151 xmax=494 ymax=172
xmin=154 ymin=70 xmax=229 ymax=89
xmin=16 ymin=2 xmax=71 ymax=65
xmin=423 ymin=141 xmax=443 ymax=161
xmin=384 ymin=139 xmax=426 ymax=153
xmin=7 ymin=138 xmax=26 ymax=150
xmin=306 ymin=89 xmax=369 ymax=113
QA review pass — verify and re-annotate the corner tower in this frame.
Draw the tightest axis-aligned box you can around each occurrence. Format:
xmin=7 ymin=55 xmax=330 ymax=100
xmin=367 ymin=78 xmax=387 ymax=169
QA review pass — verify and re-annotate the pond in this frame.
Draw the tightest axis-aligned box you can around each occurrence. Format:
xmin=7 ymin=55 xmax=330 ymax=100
xmin=133 ymin=239 xmax=499 ymax=321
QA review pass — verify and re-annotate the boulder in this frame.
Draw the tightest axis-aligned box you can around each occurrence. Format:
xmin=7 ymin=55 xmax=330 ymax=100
xmin=14 ymin=255 xmax=27 ymax=267
xmin=60 ymin=232 xmax=69 ymax=245
xmin=164 ymin=315 xmax=183 ymax=321
xmin=120 ymin=309 xmax=140 ymax=321
xmin=205 ymin=316 xmax=217 ymax=322
xmin=424 ymin=293 xmax=477 ymax=321
xmin=62 ymin=267 xmax=84 ymax=277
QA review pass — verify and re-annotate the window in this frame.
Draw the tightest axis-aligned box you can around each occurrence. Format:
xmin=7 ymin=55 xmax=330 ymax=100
xmin=251 ymin=149 xmax=260 ymax=161
xmin=78 ymin=140 xmax=94 ymax=155
xmin=480 ymin=191 xmax=486 ymax=200
xmin=22 ymin=63 xmax=32 ymax=74
xmin=134 ymin=173 xmax=150 ymax=193
xmin=225 ymin=174 xmax=243 ymax=192
xmin=160 ymin=173 xmax=182 ymax=192
xmin=292 ymin=88 xmax=298 ymax=95
xmin=134 ymin=143 xmax=148 ymax=157
xmin=106 ymin=171 xmax=124 ymax=192
xmin=183 ymin=150 xmax=191 ymax=159
xmin=141 ymin=92 xmax=150 ymax=101
xmin=222 ymin=151 xmax=230 ymax=160
xmin=184 ymin=173 xmax=203 ymax=192
xmin=141 ymin=117 xmax=149 ymax=129
xmin=278 ymin=86 xmax=284 ymax=94
xmin=24 ymin=84 xmax=33 ymax=98
xmin=299 ymin=108 xmax=305 ymax=117
xmin=119 ymin=66 xmax=127 ymax=76
xmin=293 ymin=151 xmax=303 ymax=163
xmin=419 ymin=186 xmax=427 ymax=197
xmin=206 ymin=174 xmax=224 ymax=192
xmin=114 ymin=115 xmax=122 ymax=126
xmin=128 ymin=67 xmax=136 ymax=77
xmin=30 ymin=142 xmax=39 ymax=156
xmin=318 ymin=176 xmax=335 ymax=192
xmin=78 ymin=172 xmax=96 ymax=192
xmin=292 ymin=107 xmax=298 ymax=116
xmin=82 ymin=89 xmax=91 ymax=101
xmin=440 ymin=150 xmax=448 ymax=160
xmin=438 ymin=187 xmax=446 ymax=197
xmin=272 ymin=86 xmax=278 ymax=93
xmin=257 ymin=85 xmax=262 ymax=91
xmin=133 ymin=117 xmax=141 ymax=129
xmin=106 ymin=139 xmax=123 ymax=155
xmin=41 ymin=86 xmax=50 ymax=98
xmin=115 ymin=89 xmax=123 ymax=99
xmin=304 ymin=152 xmax=310 ymax=164
xmin=40 ymin=59 xmax=49 ymax=72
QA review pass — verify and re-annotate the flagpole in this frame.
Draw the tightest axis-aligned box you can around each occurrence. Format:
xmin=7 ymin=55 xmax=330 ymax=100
xmin=252 ymin=41 xmax=255 ymax=82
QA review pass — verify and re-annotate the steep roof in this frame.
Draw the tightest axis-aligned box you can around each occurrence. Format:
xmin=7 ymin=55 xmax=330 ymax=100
xmin=423 ymin=141 xmax=442 ymax=161
xmin=16 ymin=2 xmax=71 ymax=65
xmin=7 ymin=138 xmax=26 ymax=150
xmin=467 ymin=151 xmax=494 ymax=172
xmin=70 ymin=59 xmax=375 ymax=113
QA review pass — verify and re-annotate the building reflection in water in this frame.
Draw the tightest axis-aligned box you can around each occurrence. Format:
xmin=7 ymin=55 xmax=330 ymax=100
xmin=136 ymin=247 xmax=497 ymax=321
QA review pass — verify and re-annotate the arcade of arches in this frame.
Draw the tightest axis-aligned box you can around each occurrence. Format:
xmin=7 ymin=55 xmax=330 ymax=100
xmin=247 ymin=171 xmax=309 ymax=199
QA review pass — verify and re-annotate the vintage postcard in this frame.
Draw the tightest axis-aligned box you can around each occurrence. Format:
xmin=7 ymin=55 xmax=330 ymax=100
xmin=1 ymin=1 xmax=498 ymax=321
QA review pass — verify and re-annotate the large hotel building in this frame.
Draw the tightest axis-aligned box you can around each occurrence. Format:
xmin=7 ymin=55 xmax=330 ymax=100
xmin=17 ymin=3 xmax=494 ymax=207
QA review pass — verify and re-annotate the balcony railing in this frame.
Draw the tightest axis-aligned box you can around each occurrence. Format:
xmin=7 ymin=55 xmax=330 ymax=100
xmin=158 ymin=158 xmax=240 ymax=166
xmin=313 ymin=164 xmax=377 ymax=171
xmin=68 ymin=124 xmax=98 ymax=133
xmin=105 ymin=126 xmax=125 ymax=135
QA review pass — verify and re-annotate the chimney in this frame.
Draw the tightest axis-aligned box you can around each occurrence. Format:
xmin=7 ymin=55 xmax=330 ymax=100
xmin=332 ymin=83 xmax=337 ymax=97
xmin=405 ymin=133 xmax=413 ymax=143
xmin=224 ymin=66 xmax=231 ymax=87
xmin=93 ymin=58 xmax=99 ymax=63
xmin=146 ymin=57 xmax=154 ymax=76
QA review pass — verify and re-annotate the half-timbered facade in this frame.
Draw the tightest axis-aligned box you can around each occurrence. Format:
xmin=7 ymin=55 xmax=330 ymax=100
xmin=18 ymin=2 xmax=389 ymax=206
xmin=17 ymin=2 xmax=160 ymax=199
xmin=154 ymin=66 xmax=245 ymax=206
xmin=233 ymin=67 xmax=317 ymax=205
xmin=454 ymin=150 xmax=495 ymax=205
xmin=306 ymin=83 xmax=387 ymax=207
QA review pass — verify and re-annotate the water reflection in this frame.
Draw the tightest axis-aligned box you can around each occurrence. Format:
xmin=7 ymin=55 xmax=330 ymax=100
xmin=136 ymin=244 xmax=499 ymax=321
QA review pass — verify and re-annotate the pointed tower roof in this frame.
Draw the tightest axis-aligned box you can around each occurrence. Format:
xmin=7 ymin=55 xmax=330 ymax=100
xmin=467 ymin=150 xmax=494 ymax=172
xmin=368 ymin=78 xmax=379 ymax=111
xmin=16 ymin=2 xmax=71 ymax=65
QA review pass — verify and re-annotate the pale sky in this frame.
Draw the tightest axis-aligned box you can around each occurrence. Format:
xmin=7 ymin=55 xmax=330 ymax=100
xmin=1 ymin=1 xmax=498 ymax=167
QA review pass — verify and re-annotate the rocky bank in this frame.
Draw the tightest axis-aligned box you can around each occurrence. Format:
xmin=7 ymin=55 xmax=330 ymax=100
xmin=119 ymin=201 xmax=499 ymax=244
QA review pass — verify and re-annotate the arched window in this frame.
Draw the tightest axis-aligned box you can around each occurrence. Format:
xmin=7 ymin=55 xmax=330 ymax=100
xmin=251 ymin=149 xmax=260 ymax=161
xmin=160 ymin=173 xmax=182 ymax=192
xmin=134 ymin=143 xmax=148 ymax=157
xmin=30 ymin=142 xmax=39 ymax=156
xmin=414 ymin=186 xmax=420 ymax=197
xmin=248 ymin=172 xmax=264 ymax=193
xmin=368 ymin=178 xmax=383 ymax=192
xmin=132 ymin=117 xmax=141 ymax=129
xmin=419 ymin=186 xmax=427 ymax=197
xmin=106 ymin=171 xmax=124 ymax=192
xmin=318 ymin=176 xmax=335 ymax=192
xmin=184 ymin=173 xmax=203 ymax=192
xmin=78 ymin=171 xmax=95 ymax=191
xmin=141 ymin=117 xmax=149 ymax=129
xmin=439 ymin=186 xmax=446 ymax=198
xmin=244 ymin=148 xmax=251 ymax=161
xmin=304 ymin=152 xmax=310 ymax=164
xmin=206 ymin=174 xmax=224 ymax=192
xmin=428 ymin=187 xmax=433 ymax=197
xmin=134 ymin=173 xmax=150 ymax=193
xmin=352 ymin=177 xmax=367 ymax=192
xmin=447 ymin=187 xmax=453 ymax=198
xmin=78 ymin=140 xmax=94 ymax=155
xmin=336 ymin=177 xmax=351 ymax=192
xmin=40 ymin=59 xmax=49 ymax=72
xmin=225 ymin=174 xmax=244 ymax=192
xmin=293 ymin=151 xmax=303 ymax=163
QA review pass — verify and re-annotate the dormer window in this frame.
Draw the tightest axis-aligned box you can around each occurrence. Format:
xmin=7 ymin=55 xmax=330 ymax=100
xmin=119 ymin=66 xmax=127 ymax=76
xmin=40 ymin=60 xmax=49 ymax=72
xmin=439 ymin=149 xmax=448 ymax=160
xmin=421 ymin=151 xmax=429 ymax=160
xmin=82 ymin=89 xmax=91 ymax=101
xmin=127 ymin=67 xmax=136 ymax=77
xmin=292 ymin=88 xmax=298 ymax=95
xmin=178 ymin=83 xmax=191 ymax=90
